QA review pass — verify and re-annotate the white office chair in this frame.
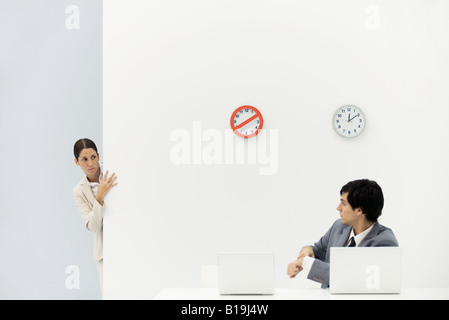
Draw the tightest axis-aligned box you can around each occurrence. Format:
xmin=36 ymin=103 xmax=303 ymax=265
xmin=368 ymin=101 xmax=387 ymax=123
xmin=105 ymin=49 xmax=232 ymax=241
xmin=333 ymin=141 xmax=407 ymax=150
xmin=200 ymin=265 xmax=218 ymax=288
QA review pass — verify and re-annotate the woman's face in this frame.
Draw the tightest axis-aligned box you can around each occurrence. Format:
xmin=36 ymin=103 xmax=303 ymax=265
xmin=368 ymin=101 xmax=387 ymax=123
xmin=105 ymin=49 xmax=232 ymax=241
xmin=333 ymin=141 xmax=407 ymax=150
xmin=75 ymin=148 xmax=100 ymax=181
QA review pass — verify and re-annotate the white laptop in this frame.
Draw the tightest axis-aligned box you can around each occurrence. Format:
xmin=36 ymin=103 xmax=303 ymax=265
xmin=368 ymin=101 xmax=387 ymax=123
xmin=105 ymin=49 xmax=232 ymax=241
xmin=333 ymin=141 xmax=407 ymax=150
xmin=218 ymin=252 xmax=274 ymax=295
xmin=329 ymin=247 xmax=402 ymax=294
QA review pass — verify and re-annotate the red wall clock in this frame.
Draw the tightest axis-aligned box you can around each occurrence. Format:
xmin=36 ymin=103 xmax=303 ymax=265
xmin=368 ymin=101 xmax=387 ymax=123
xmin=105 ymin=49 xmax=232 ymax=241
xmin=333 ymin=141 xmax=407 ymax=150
xmin=230 ymin=105 xmax=264 ymax=138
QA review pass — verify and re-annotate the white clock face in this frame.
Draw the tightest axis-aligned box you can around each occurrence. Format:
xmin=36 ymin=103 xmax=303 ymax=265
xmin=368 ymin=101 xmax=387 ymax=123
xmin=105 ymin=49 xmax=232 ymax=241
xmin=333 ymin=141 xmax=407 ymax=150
xmin=333 ymin=105 xmax=366 ymax=138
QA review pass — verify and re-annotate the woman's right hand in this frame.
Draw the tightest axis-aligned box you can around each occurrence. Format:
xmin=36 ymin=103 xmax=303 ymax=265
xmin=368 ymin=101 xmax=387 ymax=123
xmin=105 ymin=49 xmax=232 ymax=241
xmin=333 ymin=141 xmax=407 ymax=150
xmin=96 ymin=170 xmax=118 ymax=206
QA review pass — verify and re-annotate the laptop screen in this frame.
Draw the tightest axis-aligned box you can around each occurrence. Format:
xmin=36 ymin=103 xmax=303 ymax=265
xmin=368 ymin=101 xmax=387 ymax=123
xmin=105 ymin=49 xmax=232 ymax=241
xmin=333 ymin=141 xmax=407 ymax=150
xmin=329 ymin=247 xmax=402 ymax=294
xmin=218 ymin=252 xmax=275 ymax=295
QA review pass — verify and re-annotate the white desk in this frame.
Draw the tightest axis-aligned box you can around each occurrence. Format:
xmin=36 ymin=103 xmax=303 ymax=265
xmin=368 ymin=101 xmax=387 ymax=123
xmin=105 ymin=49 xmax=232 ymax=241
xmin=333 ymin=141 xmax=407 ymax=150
xmin=155 ymin=287 xmax=449 ymax=300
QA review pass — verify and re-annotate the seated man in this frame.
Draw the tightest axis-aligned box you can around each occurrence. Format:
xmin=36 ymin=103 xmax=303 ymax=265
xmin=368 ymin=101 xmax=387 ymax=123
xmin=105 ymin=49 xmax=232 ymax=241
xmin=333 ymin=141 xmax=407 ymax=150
xmin=286 ymin=179 xmax=398 ymax=288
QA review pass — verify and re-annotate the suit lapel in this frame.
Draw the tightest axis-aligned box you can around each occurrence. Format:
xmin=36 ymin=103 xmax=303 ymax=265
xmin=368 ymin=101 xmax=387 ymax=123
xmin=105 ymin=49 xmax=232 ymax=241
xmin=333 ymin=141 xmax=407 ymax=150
xmin=336 ymin=224 xmax=352 ymax=247
xmin=80 ymin=176 xmax=96 ymax=207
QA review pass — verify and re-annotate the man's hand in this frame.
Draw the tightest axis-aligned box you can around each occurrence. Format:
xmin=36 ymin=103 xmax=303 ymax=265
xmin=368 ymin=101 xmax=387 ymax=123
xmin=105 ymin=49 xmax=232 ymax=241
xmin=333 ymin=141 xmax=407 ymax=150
xmin=287 ymin=246 xmax=315 ymax=279
xmin=298 ymin=246 xmax=315 ymax=259
xmin=287 ymin=257 xmax=304 ymax=278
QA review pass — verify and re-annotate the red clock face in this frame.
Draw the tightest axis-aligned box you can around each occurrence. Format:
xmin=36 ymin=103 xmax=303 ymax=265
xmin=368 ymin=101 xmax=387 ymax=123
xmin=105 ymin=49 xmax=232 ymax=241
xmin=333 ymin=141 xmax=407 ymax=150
xmin=230 ymin=105 xmax=263 ymax=138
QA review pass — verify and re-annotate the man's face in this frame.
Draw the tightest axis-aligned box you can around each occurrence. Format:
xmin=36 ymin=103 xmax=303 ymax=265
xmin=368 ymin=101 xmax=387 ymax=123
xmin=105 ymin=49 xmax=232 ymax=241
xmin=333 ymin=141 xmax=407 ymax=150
xmin=337 ymin=192 xmax=361 ymax=225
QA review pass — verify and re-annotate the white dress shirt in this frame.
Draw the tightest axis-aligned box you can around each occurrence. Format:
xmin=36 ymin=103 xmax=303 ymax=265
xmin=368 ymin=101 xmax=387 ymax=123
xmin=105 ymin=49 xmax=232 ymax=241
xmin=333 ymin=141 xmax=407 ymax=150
xmin=301 ymin=223 xmax=375 ymax=276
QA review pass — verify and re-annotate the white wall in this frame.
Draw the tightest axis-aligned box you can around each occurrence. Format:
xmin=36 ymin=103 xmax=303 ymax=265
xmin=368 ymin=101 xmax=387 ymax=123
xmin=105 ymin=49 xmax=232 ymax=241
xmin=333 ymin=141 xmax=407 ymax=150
xmin=103 ymin=0 xmax=449 ymax=299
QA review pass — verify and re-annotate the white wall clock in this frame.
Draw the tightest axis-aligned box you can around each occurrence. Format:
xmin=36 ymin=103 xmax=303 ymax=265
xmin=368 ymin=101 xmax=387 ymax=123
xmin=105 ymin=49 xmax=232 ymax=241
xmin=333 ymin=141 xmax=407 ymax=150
xmin=332 ymin=105 xmax=366 ymax=138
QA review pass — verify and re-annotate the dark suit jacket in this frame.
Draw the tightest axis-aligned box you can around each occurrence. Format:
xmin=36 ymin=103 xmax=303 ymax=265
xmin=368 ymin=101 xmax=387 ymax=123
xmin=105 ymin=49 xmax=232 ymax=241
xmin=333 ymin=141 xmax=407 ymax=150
xmin=308 ymin=219 xmax=399 ymax=288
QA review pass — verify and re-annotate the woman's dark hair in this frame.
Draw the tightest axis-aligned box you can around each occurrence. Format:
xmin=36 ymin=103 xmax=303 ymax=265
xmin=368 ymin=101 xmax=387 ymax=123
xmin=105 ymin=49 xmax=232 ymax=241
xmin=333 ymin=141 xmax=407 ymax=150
xmin=340 ymin=179 xmax=384 ymax=222
xmin=74 ymin=138 xmax=98 ymax=160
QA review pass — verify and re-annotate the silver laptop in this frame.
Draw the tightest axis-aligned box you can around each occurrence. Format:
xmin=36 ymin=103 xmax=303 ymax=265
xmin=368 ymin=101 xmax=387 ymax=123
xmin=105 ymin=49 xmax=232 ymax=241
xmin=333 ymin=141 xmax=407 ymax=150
xmin=329 ymin=247 xmax=402 ymax=294
xmin=218 ymin=252 xmax=274 ymax=295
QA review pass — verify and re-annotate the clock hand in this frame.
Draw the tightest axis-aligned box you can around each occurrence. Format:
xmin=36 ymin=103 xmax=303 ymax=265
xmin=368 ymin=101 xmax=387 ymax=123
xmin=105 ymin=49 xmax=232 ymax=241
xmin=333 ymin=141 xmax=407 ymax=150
xmin=348 ymin=113 xmax=350 ymax=122
xmin=349 ymin=114 xmax=358 ymax=122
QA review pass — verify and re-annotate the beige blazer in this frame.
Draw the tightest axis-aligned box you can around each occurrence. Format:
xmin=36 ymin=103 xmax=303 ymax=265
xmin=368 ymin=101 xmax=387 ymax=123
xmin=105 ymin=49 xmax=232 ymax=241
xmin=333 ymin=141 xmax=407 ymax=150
xmin=73 ymin=176 xmax=103 ymax=261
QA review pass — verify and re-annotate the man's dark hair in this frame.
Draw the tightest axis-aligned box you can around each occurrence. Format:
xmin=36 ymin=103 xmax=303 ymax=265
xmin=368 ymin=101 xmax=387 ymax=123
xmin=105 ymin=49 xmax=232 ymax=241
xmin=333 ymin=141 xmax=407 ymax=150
xmin=340 ymin=179 xmax=384 ymax=222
